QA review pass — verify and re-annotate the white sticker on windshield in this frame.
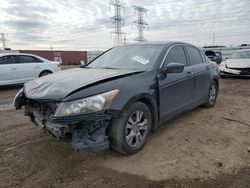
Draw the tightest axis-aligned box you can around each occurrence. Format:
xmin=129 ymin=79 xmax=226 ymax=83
xmin=132 ymin=56 xmax=150 ymax=65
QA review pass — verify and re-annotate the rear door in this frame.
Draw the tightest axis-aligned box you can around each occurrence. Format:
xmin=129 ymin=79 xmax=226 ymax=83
xmin=16 ymin=55 xmax=44 ymax=81
xmin=184 ymin=46 xmax=211 ymax=101
xmin=158 ymin=45 xmax=195 ymax=122
xmin=0 ymin=55 xmax=19 ymax=85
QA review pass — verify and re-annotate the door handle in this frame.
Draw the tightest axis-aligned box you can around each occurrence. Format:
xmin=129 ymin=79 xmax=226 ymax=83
xmin=11 ymin=67 xmax=17 ymax=70
xmin=35 ymin=66 xmax=40 ymax=68
xmin=206 ymin=65 xmax=210 ymax=70
xmin=187 ymin=71 xmax=194 ymax=76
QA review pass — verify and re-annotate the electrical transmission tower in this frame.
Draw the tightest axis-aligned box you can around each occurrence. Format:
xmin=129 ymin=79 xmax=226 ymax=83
xmin=109 ymin=0 xmax=126 ymax=46
xmin=132 ymin=5 xmax=148 ymax=42
xmin=1 ymin=33 xmax=6 ymax=49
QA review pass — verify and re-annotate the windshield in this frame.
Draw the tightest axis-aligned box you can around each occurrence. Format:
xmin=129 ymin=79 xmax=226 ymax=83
xmin=86 ymin=45 xmax=164 ymax=71
xmin=230 ymin=51 xmax=250 ymax=59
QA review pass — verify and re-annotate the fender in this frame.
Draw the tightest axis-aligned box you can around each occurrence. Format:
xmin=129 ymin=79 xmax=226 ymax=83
xmin=120 ymin=92 xmax=159 ymax=131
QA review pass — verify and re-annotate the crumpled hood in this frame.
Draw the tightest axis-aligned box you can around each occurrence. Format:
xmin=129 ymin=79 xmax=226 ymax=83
xmin=225 ymin=59 xmax=250 ymax=68
xmin=24 ymin=68 xmax=140 ymax=100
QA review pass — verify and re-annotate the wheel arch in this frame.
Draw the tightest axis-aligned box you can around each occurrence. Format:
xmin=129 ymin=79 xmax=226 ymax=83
xmin=120 ymin=93 xmax=159 ymax=131
xmin=212 ymin=76 xmax=219 ymax=90
xmin=39 ymin=70 xmax=53 ymax=77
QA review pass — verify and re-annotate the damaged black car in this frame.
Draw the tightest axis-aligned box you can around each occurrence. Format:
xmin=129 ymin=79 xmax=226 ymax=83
xmin=14 ymin=42 xmax=220 ymax=155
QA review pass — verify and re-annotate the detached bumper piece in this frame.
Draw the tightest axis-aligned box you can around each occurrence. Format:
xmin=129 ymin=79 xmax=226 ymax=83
xmin=72 ymin=122 xmax=109 ymax=152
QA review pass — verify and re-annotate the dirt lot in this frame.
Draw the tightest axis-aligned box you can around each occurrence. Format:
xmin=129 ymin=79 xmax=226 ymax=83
xmin=0 ymin=78 xmax=250 ymax=188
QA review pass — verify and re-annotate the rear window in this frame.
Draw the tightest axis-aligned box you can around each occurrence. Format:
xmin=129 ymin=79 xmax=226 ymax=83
xmin=186 ymin=46 xmax=203 ymax=65
xmin=199 ymin=51 xmax=207 ymax=63
xmin=18 ymin=55 xmax=38 ymax=63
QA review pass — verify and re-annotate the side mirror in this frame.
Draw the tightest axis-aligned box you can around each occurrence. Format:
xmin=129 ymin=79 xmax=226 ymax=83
xmin=164 ymin=62 xmax=185 ymax=74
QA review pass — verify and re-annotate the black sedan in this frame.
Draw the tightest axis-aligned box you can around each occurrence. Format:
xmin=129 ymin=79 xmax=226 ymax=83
xmin=14 ymin=42 xmax=220 ymax=155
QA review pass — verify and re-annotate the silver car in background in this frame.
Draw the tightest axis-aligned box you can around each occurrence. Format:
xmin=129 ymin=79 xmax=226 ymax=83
xmin=220 ymin=49 xmax=250 ymax=77
xmin=0 ymin=53 xmax=61 ymax=86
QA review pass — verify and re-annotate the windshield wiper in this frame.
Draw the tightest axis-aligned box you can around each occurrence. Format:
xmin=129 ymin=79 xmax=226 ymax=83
xmin=100 ymin=67 xmax=119 ymax=69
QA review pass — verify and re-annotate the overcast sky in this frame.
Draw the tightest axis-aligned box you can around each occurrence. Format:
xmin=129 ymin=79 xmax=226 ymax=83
xmin=0 ymin=0 xmax=249 ymax=50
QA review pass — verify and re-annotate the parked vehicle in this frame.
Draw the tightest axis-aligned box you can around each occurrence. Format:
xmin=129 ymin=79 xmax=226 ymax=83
xmin=204 ymin=50 xmax=222 ymax=64
xmin=14 ymin=42 xmax=220 ymax=155
xmin=0 ymin=53 xmax=61 ymax=86
xmin=219 ymin=49 xmax=250 ymax=76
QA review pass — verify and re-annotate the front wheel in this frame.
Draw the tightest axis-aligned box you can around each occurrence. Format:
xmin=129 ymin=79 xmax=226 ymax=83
xmin=109 ymin=102 xmax=152 ymax=155
xmin=203 ymin=80 xmax=218 ymax=107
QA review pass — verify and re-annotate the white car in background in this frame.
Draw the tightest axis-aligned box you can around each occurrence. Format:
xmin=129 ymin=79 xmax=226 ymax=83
xmin=220 ymin=49 xmax=250 ymax=77
xmin=0 ymin=53 xmax=61 ymax=86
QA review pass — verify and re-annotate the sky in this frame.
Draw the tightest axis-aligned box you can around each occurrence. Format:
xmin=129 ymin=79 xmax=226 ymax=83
xmin=0 ymin=0 xmax=250 ymax=51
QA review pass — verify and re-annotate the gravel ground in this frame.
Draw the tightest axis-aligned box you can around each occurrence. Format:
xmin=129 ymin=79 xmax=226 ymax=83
xmin=0 ymin=77 xmax=249 ymax=188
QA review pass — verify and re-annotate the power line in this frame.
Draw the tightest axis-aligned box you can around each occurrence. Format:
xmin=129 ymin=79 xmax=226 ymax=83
xmin=109 ymin=0 xmax=126 ymax=46
xmin=132 ymin=5 xmax=149 ymax=41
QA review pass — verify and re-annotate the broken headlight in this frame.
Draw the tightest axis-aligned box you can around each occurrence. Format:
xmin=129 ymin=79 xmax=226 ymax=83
xmin=54 ymin=89 xmax=119 ymax=117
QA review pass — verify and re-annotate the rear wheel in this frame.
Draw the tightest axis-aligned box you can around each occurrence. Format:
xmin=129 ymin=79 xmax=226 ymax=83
xmin=203 ymin=80 xmax=218 ymax=107
xmin=39 ymin=70 xmax=52 ymax=77
xmin=109 ymin=102 xmax=152 ymax=155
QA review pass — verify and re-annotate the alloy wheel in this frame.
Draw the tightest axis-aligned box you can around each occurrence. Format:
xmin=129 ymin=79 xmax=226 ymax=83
xmin=209 ymin=84 xmax=217 ymax=105
xmin=125 ymin=110 xmax=148 ymax=147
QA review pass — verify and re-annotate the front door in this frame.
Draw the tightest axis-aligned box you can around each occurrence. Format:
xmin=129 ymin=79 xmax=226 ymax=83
xmin=158 ymin=45 xmax=194 ymax=122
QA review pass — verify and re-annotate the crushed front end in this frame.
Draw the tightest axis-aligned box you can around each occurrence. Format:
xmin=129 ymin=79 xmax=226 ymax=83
xmin=14 ymin=88 xmax=121 ymax=152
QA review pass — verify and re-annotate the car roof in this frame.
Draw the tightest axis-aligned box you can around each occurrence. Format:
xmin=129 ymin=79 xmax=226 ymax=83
xmin=0 ymin=53 xmax=49 ymax=61
xmin=0 ymin=53 xmax=37 ymax=57
xmin=122 ymin=41 xmax=196 ymax=47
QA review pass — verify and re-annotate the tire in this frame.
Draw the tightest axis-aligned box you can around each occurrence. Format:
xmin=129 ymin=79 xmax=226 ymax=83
xmin=109 ymin=102 xmax=152 ymax=155
xmin=203 ymin=80 xmax=218 ymax=108
xmin=39 ymin=70 xmax=52 ymax=77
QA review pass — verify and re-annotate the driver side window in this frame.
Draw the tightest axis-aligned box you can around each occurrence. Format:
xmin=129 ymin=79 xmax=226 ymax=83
xmin=0 ymin=55 xmax=17 ymax=64
xmin=164 ymin=45 xmax=188 ymax=67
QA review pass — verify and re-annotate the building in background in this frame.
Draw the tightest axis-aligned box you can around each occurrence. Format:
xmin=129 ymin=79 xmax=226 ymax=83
xmin=19 ymin=50 xmax=87 ymax=65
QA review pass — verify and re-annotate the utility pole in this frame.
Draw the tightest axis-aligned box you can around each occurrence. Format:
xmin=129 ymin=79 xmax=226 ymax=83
xmin=1 ymin=33 xmax=6 ymax=49
xmin=213 ymin=33 xmax=215 ymax=46
xmin=132 ymin=5 xmax=148 ymax=42
xmin=124 ymin=35 xmax=127 ymax=44
xmin=109 ymin=0 xmax=126 ymax=46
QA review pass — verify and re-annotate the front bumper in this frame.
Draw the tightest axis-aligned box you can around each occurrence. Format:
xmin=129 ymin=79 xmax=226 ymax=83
xmin=14 ymin=89 xmax=123 ymax=152
xmin=27 ymin=106 xmax=122 ymax=152
xmin=220 ymin=67 xmax=250 ymax=76
xmin=220 ymin=67 xmax=241 ymax=75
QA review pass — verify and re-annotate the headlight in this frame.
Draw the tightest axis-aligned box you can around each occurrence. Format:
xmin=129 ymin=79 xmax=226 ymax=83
xmin=54 ymin=89 xmax=119 ymax=117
